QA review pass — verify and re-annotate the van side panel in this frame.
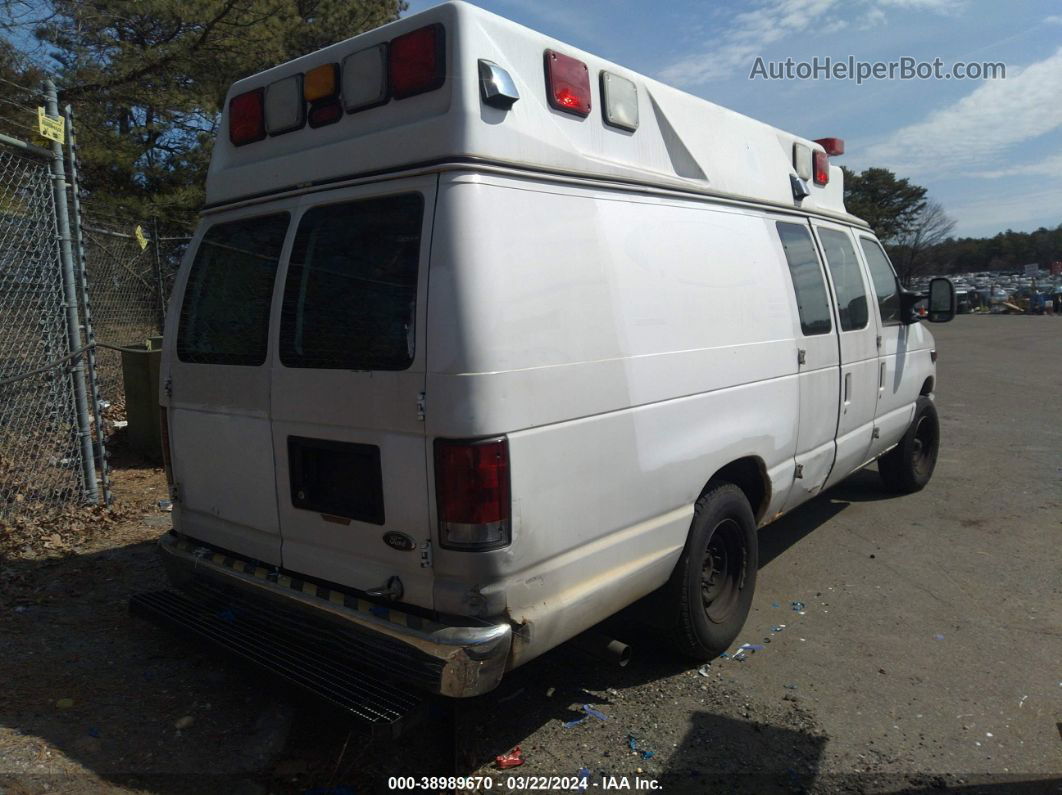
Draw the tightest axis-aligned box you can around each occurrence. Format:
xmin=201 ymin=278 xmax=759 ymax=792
xmin=426 ymin=173 xmax=799 ymax=664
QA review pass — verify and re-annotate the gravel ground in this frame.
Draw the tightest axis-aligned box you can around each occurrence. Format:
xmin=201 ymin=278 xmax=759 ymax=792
xmin=1 ymin=314 xmax=1059 ymax=794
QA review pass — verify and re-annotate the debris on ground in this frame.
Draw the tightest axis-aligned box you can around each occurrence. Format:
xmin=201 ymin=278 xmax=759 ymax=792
xmin=697 ymin=664 xmax=711 ymax=676
xmin=495 ymin=746 xmax=524 ymax=769
xmin=582 ymin=705 xmax=608 ymax=722
xmin=175 ymin=715 xmax=195 ymax=730
xmin=55 ymin=698 xmax=75 ymax=709
xmin=626 ymin=734 xmax=654 ymax=759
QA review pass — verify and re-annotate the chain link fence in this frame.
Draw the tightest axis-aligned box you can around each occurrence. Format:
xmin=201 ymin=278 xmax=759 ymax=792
xmin=0 ymin=80 xmax=193 ymax=520
xmin=0 ymin=145 xmax=88 ymax=513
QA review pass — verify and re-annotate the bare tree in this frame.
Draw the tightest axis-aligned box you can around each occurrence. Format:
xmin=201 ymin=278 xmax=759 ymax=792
xmin=890 ymin=200 xmax=957 ymax=285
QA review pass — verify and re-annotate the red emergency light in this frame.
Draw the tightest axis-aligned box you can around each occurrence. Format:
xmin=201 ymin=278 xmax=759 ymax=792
xmin=814 ymin=137 xmax=845 ymax=156
xmin=813 ymin=150 xmax=830 ymax=186
xmin=229 ymin=88 xmax=266 ymax=146
xmin=545 ymin=50 xmax=591 ymax=117
xmin=389 ymin=24 xmax=446 ymax=100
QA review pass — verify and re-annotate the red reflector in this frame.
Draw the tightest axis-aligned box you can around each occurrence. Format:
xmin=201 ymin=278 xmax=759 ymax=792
xmin=160 ymin=407 xmax=173 ymax=486
xmin=814 ymin=137 xmax=845 ymax=156
xmin=229 ymin=88 xmax=266 ymax=146
xmin=308 ymin=98 xmax=342 ymax=128
xmin=435 ymin=438 xmax=510 ymax=526
xmin=545 ymin=50 xmax=590 ymax=117
xmin=813 ymin=150 xmax=830 ymax=186
xmin=389 ymin=24 xmax=445 ymax=100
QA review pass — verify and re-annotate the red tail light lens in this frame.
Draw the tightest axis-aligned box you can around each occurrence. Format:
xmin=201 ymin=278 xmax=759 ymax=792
xmin=435 ymin=437 xmax=510 ymax=550
xmin=389 ymin=24 xmax=445 ymax=100
xmin=308 ymin=97 xmax=342 ymax=128
xmin=545 ymin=50 xmax=591 ymax=117
xmin=229 ymin=88 xmax=266 ymax=146
xmin=813 ymin=150 xmax=830 ymax=185
xmin=160 ymin=407 xmax=173 ymax=486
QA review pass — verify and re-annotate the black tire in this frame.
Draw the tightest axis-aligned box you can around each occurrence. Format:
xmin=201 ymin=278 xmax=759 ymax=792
xmin=878 ymin=396 xmax=940 ymax=494
xmin=664 ymin=483 xmax=757 ymax=661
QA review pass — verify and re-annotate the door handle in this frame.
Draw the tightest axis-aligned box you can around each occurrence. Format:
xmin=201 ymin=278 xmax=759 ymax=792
xmin=844 ymin=371 xmax=851 ymax=403
xmin=879 ymin=362 xmax=886 ymax=389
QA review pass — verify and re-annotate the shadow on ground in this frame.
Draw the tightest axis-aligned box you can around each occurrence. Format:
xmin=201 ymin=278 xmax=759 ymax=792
xmin=4 ymin=465 xmax=1021 ymax=794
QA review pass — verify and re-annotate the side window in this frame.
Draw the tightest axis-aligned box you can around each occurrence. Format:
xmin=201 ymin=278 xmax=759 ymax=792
xmin=817 ymin=228 xmax=869 ymax=331
xmin=279 ymin=193 xmax=424 ymax=371
xmin=177 ymin=213 xmax=289 ymax=366
xmin=859 ymin=237 xmax=902 ymax=325
xmin=776 ymin=222 xmax=832 ymax=336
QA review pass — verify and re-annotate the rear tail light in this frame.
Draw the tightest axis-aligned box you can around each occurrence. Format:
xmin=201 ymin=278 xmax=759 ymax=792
xmin=545 ymin=50 xmax=591 ymax=117
xmin=160 ymin=407 xmax=173 ymax=486
xmin=434 ymin=437 xmax=510 ymax=551
xmin=389 ymin=24 xmax=445 ymax=100
xmin=229 ymin=88 xmax=266 ymax=146
xmin=813 ymin=149 xmax=829 ymax=185
xmin=930 ymin=349 xmax=938 ymax=363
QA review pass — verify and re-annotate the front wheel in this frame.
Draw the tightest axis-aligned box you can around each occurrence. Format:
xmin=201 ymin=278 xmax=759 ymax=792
xmin=878 ymin=396 xmax=940 ymax=494
xmin=664 ymin=483 xmax=757 ymax=661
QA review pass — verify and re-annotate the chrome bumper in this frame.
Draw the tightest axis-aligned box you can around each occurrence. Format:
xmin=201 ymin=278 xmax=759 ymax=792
xmin=158 ymin=532 xmax=512 ymax=697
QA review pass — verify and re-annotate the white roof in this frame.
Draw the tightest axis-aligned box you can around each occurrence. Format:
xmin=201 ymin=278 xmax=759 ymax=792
xmin=206 ymin=1 xmax=853 ymax=220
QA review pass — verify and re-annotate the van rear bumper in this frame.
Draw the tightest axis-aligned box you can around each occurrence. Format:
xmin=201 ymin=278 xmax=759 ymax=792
xmin=158 ymin=532 xmax=511 ymax=697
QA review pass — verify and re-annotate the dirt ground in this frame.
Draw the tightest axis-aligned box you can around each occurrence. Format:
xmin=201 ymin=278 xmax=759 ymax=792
xmin=1 ymin=315 xmax=1060 ymax=794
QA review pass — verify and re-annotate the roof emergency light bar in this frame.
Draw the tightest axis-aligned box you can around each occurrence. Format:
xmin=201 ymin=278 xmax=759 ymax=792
xmin=229 ymin=23 xmax=446 ymax=146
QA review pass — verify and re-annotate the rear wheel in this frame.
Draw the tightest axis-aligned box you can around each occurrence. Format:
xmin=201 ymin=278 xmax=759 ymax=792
xmin=665 ymin=483 xmax=757 ymax=661
xmin=878 ymin=397 xmax=939 ymax=494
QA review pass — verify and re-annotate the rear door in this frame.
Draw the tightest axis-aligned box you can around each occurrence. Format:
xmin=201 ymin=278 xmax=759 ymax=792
xmin=165 ymin=208 xmax=291 ymax=565
xmin=772 ymin=219 xmax=840 ymax=511
xmin=270 ymin=176 xmax=437 ymax=609
xmin=812 ymin=221 xmax=879 ymax=488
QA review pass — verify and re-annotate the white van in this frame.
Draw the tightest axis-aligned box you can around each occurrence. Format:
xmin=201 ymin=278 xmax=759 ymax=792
xmin=154 ymin=2 xmax=955 ymax=699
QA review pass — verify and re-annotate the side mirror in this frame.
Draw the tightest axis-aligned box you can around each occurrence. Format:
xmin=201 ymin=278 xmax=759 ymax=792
xmin=927 ymin=277 xmax=956 ymax=323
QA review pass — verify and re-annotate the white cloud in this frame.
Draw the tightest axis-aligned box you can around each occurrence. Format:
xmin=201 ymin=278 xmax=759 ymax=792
xmin=861 ymin=47 xmax=1062 ymax=176
xmin=973 ymin=152 xmax=1062 ymax=179
xmin=658 ymin=0 xmax=965 ymax=86
xmin=658 ymin=0 xmax=843 ymax=85
xmin=1045 ymin=15 xmax=1062 ymax=25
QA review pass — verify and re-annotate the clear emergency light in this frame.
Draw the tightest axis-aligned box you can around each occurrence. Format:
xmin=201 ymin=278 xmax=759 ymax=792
xmin=601 ymin=71 xmax=638 ymax=131
xmin=343 ymin=44 xmax=389 ymax=112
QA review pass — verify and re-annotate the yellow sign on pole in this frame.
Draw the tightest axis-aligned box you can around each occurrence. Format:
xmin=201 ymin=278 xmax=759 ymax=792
xmin=134 ymin=225 xmax=148 ymax=251
xmin=36 ymin=107 xmax=65 ymax=143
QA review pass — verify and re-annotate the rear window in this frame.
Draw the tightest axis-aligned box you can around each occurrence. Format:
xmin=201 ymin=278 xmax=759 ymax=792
xmin=776 ymin=222 xmax=832 ymax=336
xmin=859 ymin=237 xmax=902 ymax=325
xmin=817 ymin=228 xmax=869 ymax=332
xmin=279 ymin=193 xmax=424 ymax=370
xmin=177 ymin=213 xmax=289 ymax=366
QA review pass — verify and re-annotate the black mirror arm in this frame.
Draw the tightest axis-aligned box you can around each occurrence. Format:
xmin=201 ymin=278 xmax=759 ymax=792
xmin=899 ymin=288 xmax=925 ymax=324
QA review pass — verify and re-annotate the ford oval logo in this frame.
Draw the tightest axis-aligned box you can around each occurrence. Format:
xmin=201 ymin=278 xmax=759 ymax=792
xmin=383 ymin=531 xmax=415 ymax=552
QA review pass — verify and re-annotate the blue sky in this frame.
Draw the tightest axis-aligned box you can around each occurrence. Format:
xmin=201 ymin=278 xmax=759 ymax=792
xmin=405 ymin=0 xmax=1062 ymax=239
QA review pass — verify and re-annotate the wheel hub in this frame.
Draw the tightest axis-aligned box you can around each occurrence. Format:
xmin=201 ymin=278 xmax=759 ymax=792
xmin=700 ymin=518 xmax=745 ymax=624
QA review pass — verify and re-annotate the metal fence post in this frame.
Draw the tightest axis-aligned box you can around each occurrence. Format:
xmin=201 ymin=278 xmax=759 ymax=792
xmin=64 ymin=104 xmax=110 ymax=505
xmin=152 ymin=215 xmax=165 ymax=330
xmin=45 ymin=79 xmax=98 ymax=504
